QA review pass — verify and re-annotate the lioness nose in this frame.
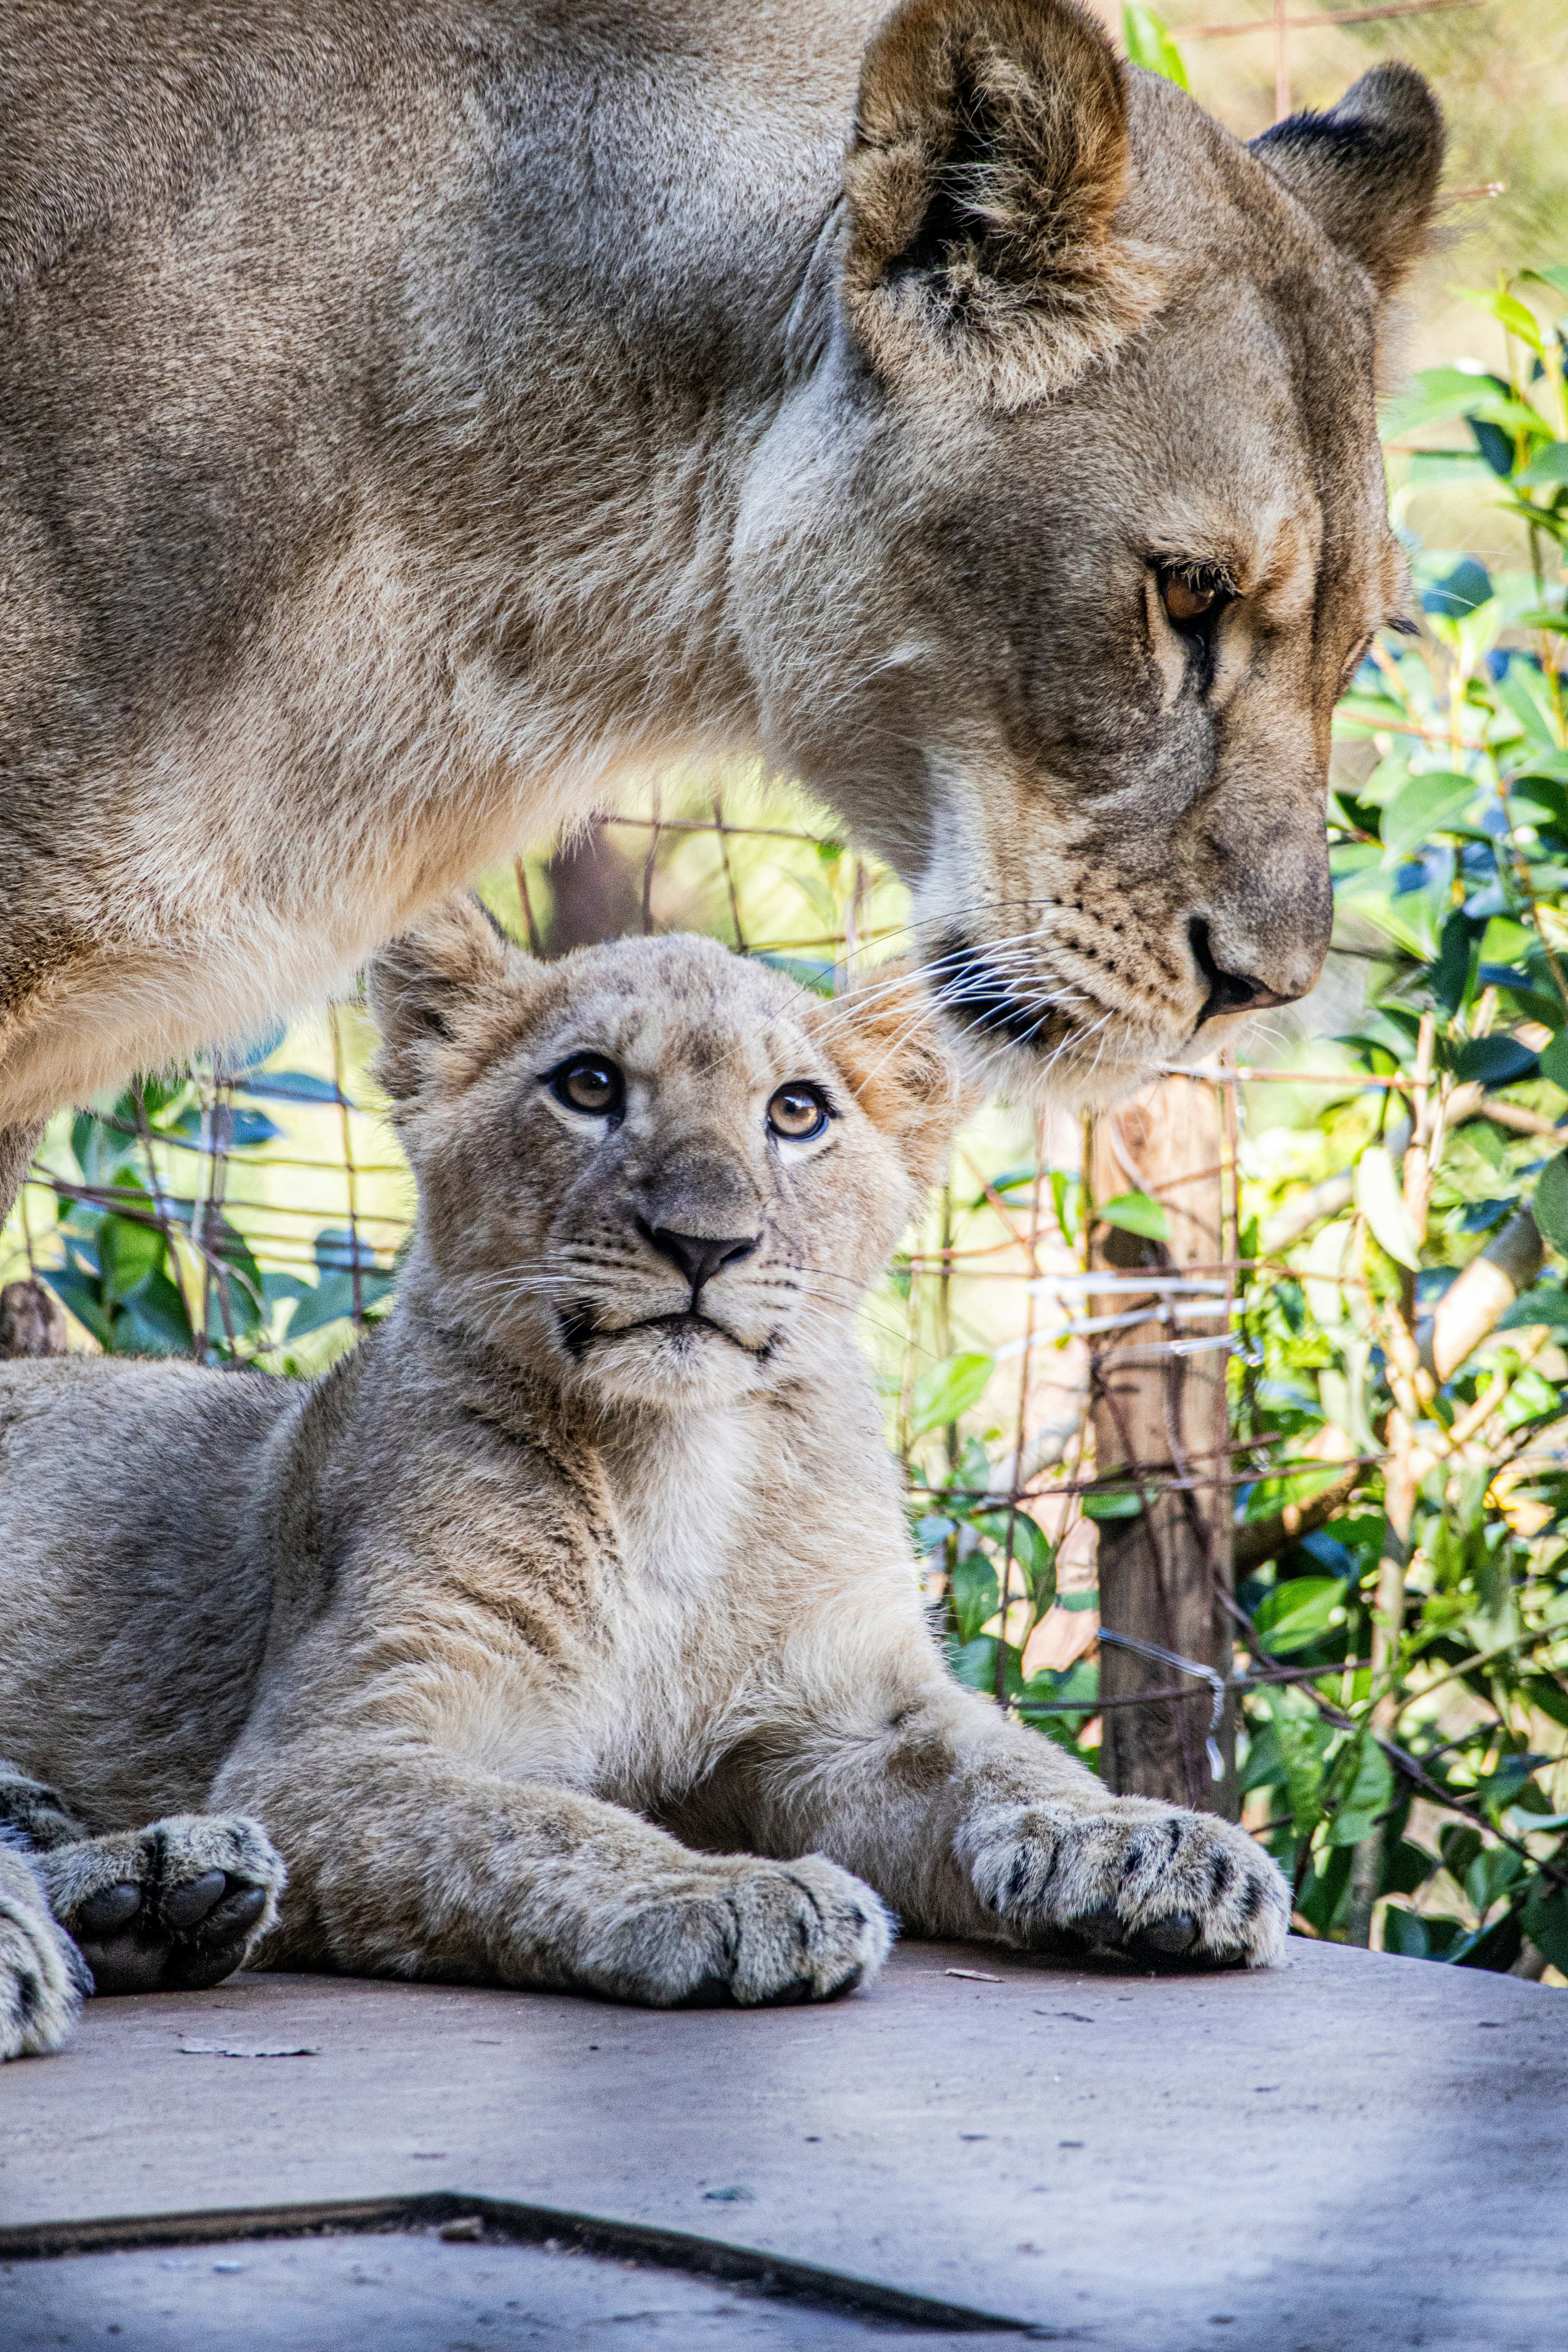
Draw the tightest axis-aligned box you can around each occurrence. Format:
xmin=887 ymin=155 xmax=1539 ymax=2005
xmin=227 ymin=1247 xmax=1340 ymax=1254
xmin=1189 ymin=919 xmax=1295 ymax=1027
xmin=641 ymin=1223 xmax=760 ymax=1294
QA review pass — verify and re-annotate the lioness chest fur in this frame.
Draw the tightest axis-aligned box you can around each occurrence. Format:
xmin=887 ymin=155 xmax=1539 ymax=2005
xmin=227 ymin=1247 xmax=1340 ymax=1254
xmin=0 ymin=904 xmax=1288 ymax=2040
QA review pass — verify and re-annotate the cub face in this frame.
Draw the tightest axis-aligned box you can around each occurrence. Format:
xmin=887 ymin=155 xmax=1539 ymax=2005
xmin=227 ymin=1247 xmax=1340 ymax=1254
xmin=735 ymin=9 xmax=1443 ymax=1105
xmin=370 ymin=902 xmax=967 ymax=1409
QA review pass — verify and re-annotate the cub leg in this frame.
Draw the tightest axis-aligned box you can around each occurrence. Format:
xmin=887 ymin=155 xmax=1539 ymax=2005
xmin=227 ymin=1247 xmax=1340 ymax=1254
xmin=746 ymin=1678 xmax=1290 ymax=1970
xmin=216 ymin=1744 xmax=890 ymax=2007
xmin=0 ymin=1761 xmax=285 ymax=1994
xmin=0 ymin=1844 xmax=88 ymax=2059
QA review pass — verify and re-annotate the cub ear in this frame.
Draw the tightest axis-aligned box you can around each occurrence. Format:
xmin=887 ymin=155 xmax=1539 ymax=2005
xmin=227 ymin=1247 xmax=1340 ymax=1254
xmin=842 ymin=0 xmax=1162 ymax=408
xmin=367 ymin=893 xmax=517 ymax=1103
xmin=1250 ymin=65 xmax=1443 ymax=300
xmin=812 ymin=964 xmax=981 ymax=1192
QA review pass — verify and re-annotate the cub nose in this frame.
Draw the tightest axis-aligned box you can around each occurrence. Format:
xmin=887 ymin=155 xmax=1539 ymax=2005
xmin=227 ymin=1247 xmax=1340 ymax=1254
xmin=639 ymin=1221 xmax=760 ymax=1295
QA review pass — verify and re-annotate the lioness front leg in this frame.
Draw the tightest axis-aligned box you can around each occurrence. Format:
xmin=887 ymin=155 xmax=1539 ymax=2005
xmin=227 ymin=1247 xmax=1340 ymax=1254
xmin=752 ymin=1680 xmax=1289 ymax=1969
xmin=218 ymin=1746 xmax=889 ymax=2007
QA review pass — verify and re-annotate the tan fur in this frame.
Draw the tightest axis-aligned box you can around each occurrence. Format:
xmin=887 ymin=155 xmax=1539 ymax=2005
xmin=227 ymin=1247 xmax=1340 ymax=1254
xmin=0 ymin=4 xmax=1442 ymax=1215
xmin=0 ymin=906 xmax=1287 ymax=2053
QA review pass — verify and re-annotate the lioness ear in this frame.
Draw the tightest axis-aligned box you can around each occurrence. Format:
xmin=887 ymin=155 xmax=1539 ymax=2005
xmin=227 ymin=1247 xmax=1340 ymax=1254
xmin=842 ymin=0 xmax=1161 ymax=407
xmin=1250 ymin=65 xmax=1443 ymax=300
xmin=368 ymin=893 xmax=517 ymax=1102
xmin=813 ymin=966 xmax=980 ymax=1191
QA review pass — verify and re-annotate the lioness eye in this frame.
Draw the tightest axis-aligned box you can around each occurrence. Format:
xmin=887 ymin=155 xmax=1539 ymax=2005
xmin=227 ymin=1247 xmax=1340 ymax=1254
xmin=767 ymin=1083 xmax=830 ymax=1142
xmin=548 ymin=1054 xmax=624 ymax=1117
xmin=1159 ymin=566 xmax=1230 ymax=628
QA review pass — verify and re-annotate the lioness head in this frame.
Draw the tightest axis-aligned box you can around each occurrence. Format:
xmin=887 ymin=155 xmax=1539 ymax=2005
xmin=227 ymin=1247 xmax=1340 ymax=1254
xmin=369 ymin=898 xmax=967 ymax=1409
xmin=733 ymin=0 xmax=1442 ymax=1102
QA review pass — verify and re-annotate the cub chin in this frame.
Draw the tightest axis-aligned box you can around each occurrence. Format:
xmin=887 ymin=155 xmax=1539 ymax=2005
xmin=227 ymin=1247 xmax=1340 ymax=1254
xmin=0 ymin=899 xmax=1287 ymax=2056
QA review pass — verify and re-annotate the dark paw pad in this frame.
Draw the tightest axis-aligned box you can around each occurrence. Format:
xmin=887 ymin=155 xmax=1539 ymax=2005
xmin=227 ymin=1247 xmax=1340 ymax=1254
xmin=74 ymin=1869 xmax=272 ymax=1996
xmin=1138 ymin=1913 xmax=1200 ymax=1958
xmin=161 ymin=1869 xmax=229 ymax=1931
xmin=74 ymin=1883 xmax=142 ymax=1938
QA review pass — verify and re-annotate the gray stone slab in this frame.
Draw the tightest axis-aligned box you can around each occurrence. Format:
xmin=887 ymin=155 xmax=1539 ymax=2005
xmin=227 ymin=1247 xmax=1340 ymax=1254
xmin=0 ymin=1940 xmax=1563 ymax=2351
xmin=4 ymin=2228 xmax=1006 ymax=2351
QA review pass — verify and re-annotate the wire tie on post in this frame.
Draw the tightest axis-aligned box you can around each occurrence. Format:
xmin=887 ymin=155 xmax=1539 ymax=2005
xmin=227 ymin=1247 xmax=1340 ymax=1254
xmin=1097 ymin=1628 xmax=1227 ymax=1781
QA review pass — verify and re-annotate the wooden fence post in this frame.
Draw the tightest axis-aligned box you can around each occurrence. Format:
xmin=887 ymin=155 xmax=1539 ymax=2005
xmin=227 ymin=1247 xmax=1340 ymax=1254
xmin=1089 ymin=1078 xmax=1237 ymax=1818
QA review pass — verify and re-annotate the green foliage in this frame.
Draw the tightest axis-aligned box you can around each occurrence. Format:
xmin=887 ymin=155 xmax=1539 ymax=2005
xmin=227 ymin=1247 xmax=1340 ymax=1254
xmin=1121 ymin=4 xmax=1189 ymax=90
xmin=1237 ymin=267 xmax=1568 ymax=1967
xmin=1098 ymin=1190 xmax=1170 ymax=1242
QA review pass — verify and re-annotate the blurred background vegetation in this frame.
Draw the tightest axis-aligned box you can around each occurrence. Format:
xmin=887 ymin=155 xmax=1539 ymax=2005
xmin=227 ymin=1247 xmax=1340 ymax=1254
xmin=2 ymin=0 xmax=1564 ymax=1982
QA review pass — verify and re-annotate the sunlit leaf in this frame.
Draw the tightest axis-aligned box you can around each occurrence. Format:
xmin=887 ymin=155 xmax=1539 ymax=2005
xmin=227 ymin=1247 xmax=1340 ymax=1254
xmin=1327 ymin=1733 xmax=1395 ymax=1845
xmin=1253 ymin=1576 xmax=1347 ymax=1657
xmin=1457 ymin=287 xmax=1545 ymax=354
xmin=949 ymin=1552 xmax=1000 ymax=1646
xmin=1120 ymin=2 xmax=1188 ymax=88
xmin=1379 ymin=769 xmax=1477 ymax=860
xmin=1518 ymin=442 xmax=1568 ymax=489
xmin=1531 ymin=1152 xmax=1568 ymax=1255
xmin=909 ymin=1351 xmax=995 ymax=1437
xmin=1098 ymin=1190 xmax=1169 ymax=1241
xmin=1355 ymin=1145 xmax=1421 ymax=1270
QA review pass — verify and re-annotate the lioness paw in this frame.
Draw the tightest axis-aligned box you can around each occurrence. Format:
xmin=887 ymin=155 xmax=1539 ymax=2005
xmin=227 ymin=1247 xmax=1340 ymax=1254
xmin=581 ymin=1854 xmax=893 ymax=2009
xmin=37 ymin=1813 xmax=285 ymax=1995
xmin=0 ymin=1846 xmax=87 ymax=2059
xmin=960 ymin=1798 xmax=1289 ymax=1970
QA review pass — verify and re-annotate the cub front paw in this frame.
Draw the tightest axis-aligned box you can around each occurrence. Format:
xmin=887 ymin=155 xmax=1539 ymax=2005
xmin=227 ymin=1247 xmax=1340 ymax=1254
xmin=0 ymin=1847 xmax=88 ymax=2059
xmin=962 ymin=1798 xmax=1289 ymax=1969
xmin=38 ymin=1814 xmax=286 ymax=1995
xmin=582 ymin=1854 xmax=893 ymax=2009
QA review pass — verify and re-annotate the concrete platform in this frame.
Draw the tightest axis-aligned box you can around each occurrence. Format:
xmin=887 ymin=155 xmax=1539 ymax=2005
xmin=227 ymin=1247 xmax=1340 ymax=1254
xmin=1 ymin=1939 xmax=1563 ymax=2350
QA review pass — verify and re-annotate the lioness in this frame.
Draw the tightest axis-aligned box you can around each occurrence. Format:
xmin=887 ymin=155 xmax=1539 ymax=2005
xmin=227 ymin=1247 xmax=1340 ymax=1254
xmin=0 ymin=903 xmax=1288 ymax=2057
xmin=0 ymin=1 xmax=1441 ymax=1217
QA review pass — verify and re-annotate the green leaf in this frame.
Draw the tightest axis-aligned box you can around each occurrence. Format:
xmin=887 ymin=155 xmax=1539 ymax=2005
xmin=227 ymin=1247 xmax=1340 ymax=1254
xmin=97 ymin=1206 xmax=164 ymax=1303
xmin=1518 ymin=442 xmax=1568 ymax=489
xmin=1379 ymin=769 xmax=1477 ymax=860
xmin=1082 ymin=1489 xmax=1143 ymax=1521
xmin=1327 ymin=1733 xmax=1395 ymax=1846
xmin=1532 ymin=1152 xmax=1568 ymax=1256
xmin=1452 ymin=1034 xmax=1539 ymax=1088
xmin=909 ymin=1350 xmax=995 ymax=1438
xmin=973 ymin=1510 xmax=1057 ymax=1613
xmin=949 ymin=1552 xmax=1001 ymax=1646
xmin=284 ymin=1270 xmax=396 ymax=1341
xmin=1522 ymin=1882 xmax=1568 ymax=1975
xmin=1355 ymin=1145 xmax=1421 ymax=1270
xmin=114 ymin=1269 xmax=195 ymax=1357
xmin=1380 ymin=365 xmax=1502 ymax=440
xmin=1458 ymin=287 xmax=1545 ymax=355
xmin=1381 ymin=1906 xmax=1430 ymax=1958
xmin=237 ymin=1069 xmax=350 ymax=1106
xmin=1252 ymin=1575 xmax=1347 ymax=1657
xmin=1120 ymin=2 xmax=1188 ymax=87
xmin=947 ymin=1635 xmax=1024 ymax=1702
xmin=40 ymin=1266 xmax=112 ymax=1349
xmin=1098 ymin=1190 xmax=1169 ymax=1242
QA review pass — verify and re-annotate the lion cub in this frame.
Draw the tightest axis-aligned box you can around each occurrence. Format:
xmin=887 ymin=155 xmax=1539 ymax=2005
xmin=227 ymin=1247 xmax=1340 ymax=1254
xmin=0 ymin=903 xmax=1287 ymax=2055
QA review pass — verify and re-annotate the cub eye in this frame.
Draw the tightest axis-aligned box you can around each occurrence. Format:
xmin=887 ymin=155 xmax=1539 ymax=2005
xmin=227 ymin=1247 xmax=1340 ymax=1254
xmin=1158 ymin=565 xmax=1233 ymax=630
xmin=548 ymin=1054 xmax=624 ymax=1118
xmin=767 ymin=1082 xmax=831 ymax=1142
